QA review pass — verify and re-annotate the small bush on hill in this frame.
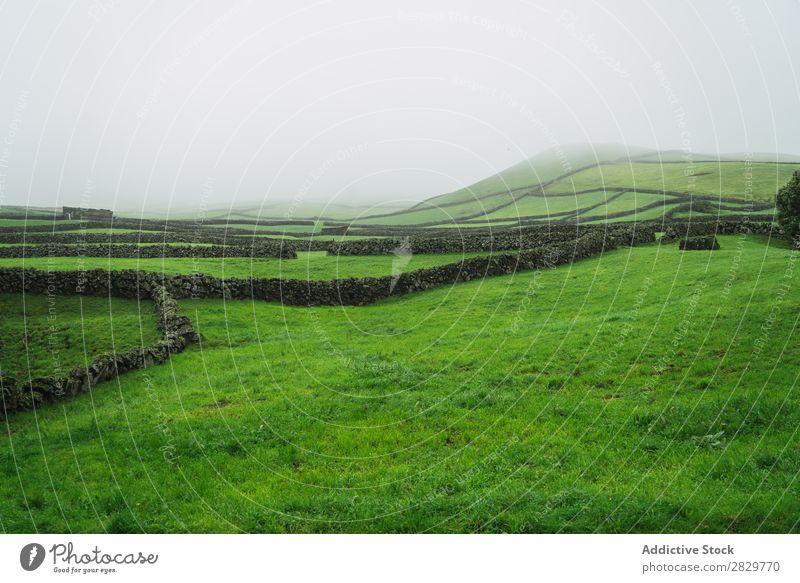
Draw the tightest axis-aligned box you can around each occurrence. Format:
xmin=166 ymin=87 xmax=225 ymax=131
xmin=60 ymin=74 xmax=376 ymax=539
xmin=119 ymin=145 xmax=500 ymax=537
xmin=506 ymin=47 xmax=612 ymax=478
xmin=679 ymin=236 xmax=720 ymax=251
xmin=776 ymin=170 xmax=800 ymax=239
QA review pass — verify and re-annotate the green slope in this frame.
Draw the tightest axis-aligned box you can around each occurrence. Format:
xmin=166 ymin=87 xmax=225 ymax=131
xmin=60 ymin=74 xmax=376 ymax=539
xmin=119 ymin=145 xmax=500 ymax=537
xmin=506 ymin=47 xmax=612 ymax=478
xmin=349 ymin=145 xmax=796 ymax=226
xmin=352 ymin=144 xmax=657 ymax=225
xmin=413 ymin=143 xmax=656 ymax=207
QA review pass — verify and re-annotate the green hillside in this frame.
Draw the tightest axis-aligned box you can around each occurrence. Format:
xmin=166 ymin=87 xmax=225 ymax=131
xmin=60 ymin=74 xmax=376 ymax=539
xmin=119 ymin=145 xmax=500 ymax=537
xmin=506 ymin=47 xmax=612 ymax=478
xmin=348 ymin=145 xmax=797 ymax=226
xmin=419 ymin=144 xmax=656 ymax=206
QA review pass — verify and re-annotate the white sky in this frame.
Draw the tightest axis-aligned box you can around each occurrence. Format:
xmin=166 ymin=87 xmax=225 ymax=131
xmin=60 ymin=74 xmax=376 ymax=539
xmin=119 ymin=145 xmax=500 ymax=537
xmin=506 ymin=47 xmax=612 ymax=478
xmin=0 ymin=0 xmax=798 ymax=213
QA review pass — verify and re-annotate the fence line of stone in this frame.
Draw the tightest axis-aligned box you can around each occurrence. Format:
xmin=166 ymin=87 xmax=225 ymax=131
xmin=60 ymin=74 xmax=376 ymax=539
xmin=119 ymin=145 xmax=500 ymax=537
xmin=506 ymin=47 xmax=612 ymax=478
xmin=0 ymin=231 xmax=329 ymax=249
xmin=0 ymin=217 xmax=320 ymax=233
xmin=658 ymin=220 xmax=778 ymax=242
xmin=326 ymin=224 xmax=656 ymax=256
xmin=0 ymin=243 xmax=297 ymax=259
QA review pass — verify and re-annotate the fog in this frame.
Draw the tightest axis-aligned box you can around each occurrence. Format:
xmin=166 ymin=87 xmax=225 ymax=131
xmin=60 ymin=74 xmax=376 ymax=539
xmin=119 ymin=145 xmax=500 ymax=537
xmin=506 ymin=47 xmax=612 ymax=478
xmin=0 ymin=0 xmax=798 ymax=215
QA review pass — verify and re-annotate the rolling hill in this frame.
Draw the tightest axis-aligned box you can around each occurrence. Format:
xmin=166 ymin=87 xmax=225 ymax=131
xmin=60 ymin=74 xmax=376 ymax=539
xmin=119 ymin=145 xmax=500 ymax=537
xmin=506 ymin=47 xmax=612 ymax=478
xmin=349 ymin=144 xmax=799 ymax=226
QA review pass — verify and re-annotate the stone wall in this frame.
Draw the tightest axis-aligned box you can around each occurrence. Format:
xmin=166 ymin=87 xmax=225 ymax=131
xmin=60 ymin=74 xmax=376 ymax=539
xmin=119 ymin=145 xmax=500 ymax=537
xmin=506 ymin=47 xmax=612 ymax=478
xmin=327 ymin=224 xmax=656 ymax=256
xmin=659 ymin=220 xmax=777 ymax=242
xmin=0 ymin=223 xmax=660 ymax=256
xmin=0 ymin=243 xmax=297 ymax=259
xmin=62 ymin=206 xmax=113 ymax=221
xmin=0 ymin=232 xmax=228 ymax=245
xmin=679 ymin=236 xmax=720 ymax=250
xmin=0 ymin=231 xmax=333 ymax=251
xmin=0 ymin=217 xmax=318 ymax=235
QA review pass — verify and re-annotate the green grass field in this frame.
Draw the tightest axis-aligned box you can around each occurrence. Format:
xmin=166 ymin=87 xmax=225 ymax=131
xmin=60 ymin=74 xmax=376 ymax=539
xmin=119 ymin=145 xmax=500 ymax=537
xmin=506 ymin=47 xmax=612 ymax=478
xmin=0 ymin=294 xmax=160 ymax=380
xmin=418 ymin=143 xmax=653 ymax=207
xmin=1 ymin=234 xmax=798 ymax=533
xmin=586 ymin=205 xmax=682 ymax=223
xmin=0 ymin=251 xmax=492 ymax=280
xmin=544 ymin=161 xmax=795 ymax=201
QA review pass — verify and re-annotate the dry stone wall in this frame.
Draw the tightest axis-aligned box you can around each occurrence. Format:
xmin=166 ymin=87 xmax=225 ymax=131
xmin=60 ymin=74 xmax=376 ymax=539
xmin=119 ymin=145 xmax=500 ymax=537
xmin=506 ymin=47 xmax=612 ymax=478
xmin=0 ymin=243 xmax=297 ymax=259
xmin=679 ymin=236 xmax=720 ymax=250
xmin=659 ymin=220 xmax=777 ymax=242
xmin=327 ymin=224 xmax=656 ymax=256
xmin=0 ymin=231 xmax=332 ymax=250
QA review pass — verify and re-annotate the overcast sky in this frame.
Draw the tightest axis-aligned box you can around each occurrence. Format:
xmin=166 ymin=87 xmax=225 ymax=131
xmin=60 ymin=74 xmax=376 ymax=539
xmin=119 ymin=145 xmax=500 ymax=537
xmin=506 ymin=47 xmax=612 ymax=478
xmin=0 ymin=0 xmax=798 ymax=214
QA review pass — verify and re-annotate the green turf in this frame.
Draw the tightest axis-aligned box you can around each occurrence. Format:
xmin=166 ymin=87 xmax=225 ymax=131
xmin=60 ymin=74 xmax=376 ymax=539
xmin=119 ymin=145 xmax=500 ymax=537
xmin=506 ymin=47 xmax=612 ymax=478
xmin=351 ymin=205 xmax=470 ymax=225
xmin=581 ymin=204 xmax=682 ymax=224
xmin=481 ymin=191 xmax=599 ymax=219
xmin=587 ymin=191 xmax=672 ymax=215
xmin=545 ymin=161 xmax=797 ymax=201
xmin=480 ymin=190 xmax=671 ymax=221
xmin=740 ymin=207 xmax=777 ymax=216
xmin=0 ymin=251 xmax=492 ymax=280
xmin=1 ymin=235 xmax=798 ymax=533
xmin=370 ymin=188 xmax=676 ymax=224
xmin=418 ymin=144 xmax=652 ymax=207
xmin=348 ymin=148 xmax=793 ymax=225
xmin=0 ymin=294 xmax=161 ymax=380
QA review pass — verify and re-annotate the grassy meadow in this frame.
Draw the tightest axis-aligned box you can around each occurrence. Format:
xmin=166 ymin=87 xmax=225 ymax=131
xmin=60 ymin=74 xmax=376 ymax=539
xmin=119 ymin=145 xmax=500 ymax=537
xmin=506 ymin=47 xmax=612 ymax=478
xmin=351 ymin=156 xmax=796 ymax=225
xmin=0 ymin=251 xmax=492 ymax=280
xmin=1 ymin=234 xmax=798 ymax=533
xmin=0 ymin=294 xmax=160 ymax=380
xmin=544 ymin=161 xmax=796 ymax=200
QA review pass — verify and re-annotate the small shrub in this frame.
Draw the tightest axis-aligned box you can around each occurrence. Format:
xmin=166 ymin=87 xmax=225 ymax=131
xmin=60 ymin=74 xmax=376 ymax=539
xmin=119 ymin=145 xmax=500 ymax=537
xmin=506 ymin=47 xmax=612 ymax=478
xmin=776 ymin=169 xmax=800 ymax=240
xmin=679 ymin=236 xmax=720 ymax=251
xmin=692 ymin=430 xmax=726 ymax=449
